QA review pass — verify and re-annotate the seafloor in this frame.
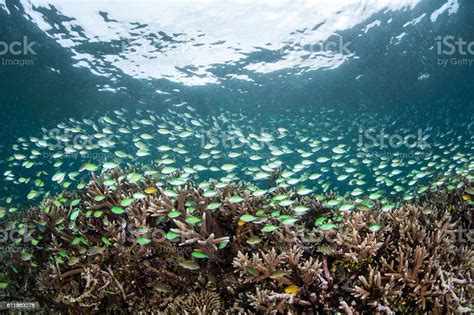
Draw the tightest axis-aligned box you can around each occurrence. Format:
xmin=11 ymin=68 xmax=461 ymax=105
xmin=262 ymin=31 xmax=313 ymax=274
xmin=0 ymin=170 xmax=473 ymax=314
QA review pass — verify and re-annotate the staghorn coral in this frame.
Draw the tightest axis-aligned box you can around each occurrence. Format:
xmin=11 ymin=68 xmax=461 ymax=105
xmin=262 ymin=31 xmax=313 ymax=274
xmin=165 ymin=290 xmax=222 ymax=314
xmin=335 ymin=203 xmax=474 ymax=313
xmin=0 ymin=170 xmax=472 ymax=314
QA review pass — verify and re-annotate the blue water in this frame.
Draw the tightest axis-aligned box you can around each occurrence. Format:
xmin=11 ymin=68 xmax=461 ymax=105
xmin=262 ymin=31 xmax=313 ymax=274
xmin=0 ymin=0 xmax=473 ymax=206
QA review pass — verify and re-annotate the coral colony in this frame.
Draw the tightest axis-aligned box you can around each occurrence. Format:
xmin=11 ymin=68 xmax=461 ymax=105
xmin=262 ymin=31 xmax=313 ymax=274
xmin=0 ymin=167 xmax=472 ymax=313
xmin=0 ymin=105 xmax=473 ymax=313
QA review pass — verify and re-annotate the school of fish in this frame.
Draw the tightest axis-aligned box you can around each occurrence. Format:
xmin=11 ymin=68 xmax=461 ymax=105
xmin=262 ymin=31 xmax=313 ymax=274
xmin=0 ymin=104 xmax=473 ymax=214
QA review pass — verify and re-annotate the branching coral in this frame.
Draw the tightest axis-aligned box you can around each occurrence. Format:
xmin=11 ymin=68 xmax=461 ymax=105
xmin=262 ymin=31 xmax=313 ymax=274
xmin=335 ymin=203 xmax=473 ymax=313
xmin=166 ymin=290 xmax=222 ymax=315
xmin=0 ymin=171 xmax=472 ymax=314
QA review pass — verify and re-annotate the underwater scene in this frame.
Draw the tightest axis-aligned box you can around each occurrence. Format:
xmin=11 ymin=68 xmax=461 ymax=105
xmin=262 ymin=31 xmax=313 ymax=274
xmin=0 ymin=0 xmax=473 ymax=313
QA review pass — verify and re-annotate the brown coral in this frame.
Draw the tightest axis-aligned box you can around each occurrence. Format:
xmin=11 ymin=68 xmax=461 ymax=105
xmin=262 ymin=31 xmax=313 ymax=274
xmin=0 ymin=171 xmax=472 ymax=314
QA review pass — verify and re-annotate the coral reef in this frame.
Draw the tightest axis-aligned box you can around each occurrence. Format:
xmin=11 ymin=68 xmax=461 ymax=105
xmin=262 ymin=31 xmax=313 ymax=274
xmin=0 ymin=170 xmax=473 ymax=314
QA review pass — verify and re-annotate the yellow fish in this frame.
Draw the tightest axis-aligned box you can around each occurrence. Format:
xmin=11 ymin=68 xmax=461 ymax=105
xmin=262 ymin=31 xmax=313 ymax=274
xmin=144 ymin=186 xmax=158 ymax=194
xmin=284 ymin=284 xmax=301 ymax=294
